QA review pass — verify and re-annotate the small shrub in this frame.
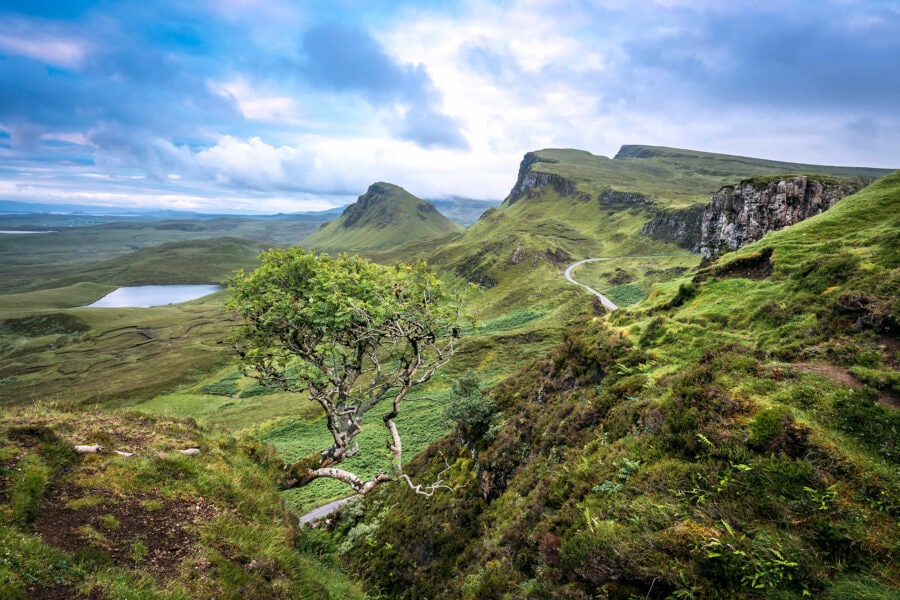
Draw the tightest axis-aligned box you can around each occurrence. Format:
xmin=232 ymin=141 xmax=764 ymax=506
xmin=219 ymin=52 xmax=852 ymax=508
xmin=444 ymin=372 xmax=501 ymax=444
xmin=832 ymin=388 xmax=899 ymax=461
xmin=749 ymin=406 xmax=809 ymax=458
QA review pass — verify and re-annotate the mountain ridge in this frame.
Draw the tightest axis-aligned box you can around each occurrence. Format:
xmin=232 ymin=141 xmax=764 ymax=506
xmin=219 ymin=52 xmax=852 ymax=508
xmin=304 ymin=182 xmax=463 ymax=254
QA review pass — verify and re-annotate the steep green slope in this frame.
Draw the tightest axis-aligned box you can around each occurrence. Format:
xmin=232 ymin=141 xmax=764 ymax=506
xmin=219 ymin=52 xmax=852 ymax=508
xmin=304 ymin=182 xmax=463 ymax=254
xmin=0 ymin=406 xmax=365 ymax=599
xmin=331 ymin=173 xmax=900 ymax=599
xmin=431 ymin=146 xmax=890 ymax=304
xmin=507 ymin=146 xmax=889 ymax=209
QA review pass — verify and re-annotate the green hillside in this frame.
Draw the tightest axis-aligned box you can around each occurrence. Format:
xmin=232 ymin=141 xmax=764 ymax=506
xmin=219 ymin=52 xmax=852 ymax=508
xmin=518 ymin=145 xmax=891 ymax=208
xmin=304 ymin=182 xmax=463 ymax=254
xmin=430 ymin=146 xmax=892 ymax=313
xmin=0 ymin=406 xmax=364 ymax=599
xmin=331 ymin=172 xmax=900 ymax=599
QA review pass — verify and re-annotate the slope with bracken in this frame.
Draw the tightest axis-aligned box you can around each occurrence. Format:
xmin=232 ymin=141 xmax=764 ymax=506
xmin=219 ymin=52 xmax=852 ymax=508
xmin=332 ymin=171 xmax=900 ymax=599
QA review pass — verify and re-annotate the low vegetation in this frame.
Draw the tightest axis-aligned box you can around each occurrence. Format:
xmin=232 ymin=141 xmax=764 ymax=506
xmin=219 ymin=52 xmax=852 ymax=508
xmin=329 ymin=172 xmax=900 ymax=599
xmin=1 ymin=148 xmax=896 ymax=598
xmin=0 ymin=405 xmax=364 ymax=599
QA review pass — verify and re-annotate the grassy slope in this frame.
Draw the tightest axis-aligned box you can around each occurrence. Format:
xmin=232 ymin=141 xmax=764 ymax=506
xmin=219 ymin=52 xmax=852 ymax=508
xmin=429 ymin=146 xmax=889 ymax=315
xmin=0 ymin=288 xmax=233 ymax=407
xmin=304 ymin=182 xmax=463 ymax=254
xmin=0 ymin=216 xmax=323 ymax=293
xmin=0 ymin=405 xmax=365 ymax=599
xmin=332 ymin=173 xmax=900 ymax=599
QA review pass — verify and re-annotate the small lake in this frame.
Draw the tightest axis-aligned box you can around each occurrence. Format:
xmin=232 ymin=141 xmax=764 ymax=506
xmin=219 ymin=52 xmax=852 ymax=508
xmin=0 ymin=230 xmax=55 ymax=234
xmin=85 ymin=285 xmax=224 ymax=308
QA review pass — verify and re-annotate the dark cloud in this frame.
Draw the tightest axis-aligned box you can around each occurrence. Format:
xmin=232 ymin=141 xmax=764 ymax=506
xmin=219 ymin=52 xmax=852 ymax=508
xmin=300 ymin=22 xmax=467 ymax=149
xmin=617 ymin=6 xmax=900 ymax=113
xmin=301 ymin=23 xmax=433 ymax=103
xmin=397 ymin=105 xmax=468 ymax=150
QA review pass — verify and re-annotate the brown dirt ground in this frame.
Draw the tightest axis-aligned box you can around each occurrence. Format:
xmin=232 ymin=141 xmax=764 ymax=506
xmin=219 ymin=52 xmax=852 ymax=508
xmin=34 ymin=483 xmax=220 ymax=577
xmin=25 ymin=582 xmax=107 ymax=600
xmin=793 ymin=362 xmax=899 ymax=409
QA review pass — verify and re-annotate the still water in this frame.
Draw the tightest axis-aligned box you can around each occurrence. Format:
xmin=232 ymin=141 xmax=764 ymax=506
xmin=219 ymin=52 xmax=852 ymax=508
xmin=86 ymin=285 xmax=224 ymax=308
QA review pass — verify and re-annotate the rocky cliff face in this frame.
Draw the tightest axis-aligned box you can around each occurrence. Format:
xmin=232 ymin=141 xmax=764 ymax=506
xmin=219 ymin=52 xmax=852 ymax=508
xmin=503 ymin=152 xmax=588 ymax=205
xmin=700 ymin=176 xmax=860 ymax=259
xmin=641 ymin=204 xmax=706 ymax=252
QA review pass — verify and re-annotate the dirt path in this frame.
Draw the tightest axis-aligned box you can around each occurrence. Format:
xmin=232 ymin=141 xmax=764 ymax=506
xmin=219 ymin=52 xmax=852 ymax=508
xmin=793 ymin=363 xmax=898 ymax=409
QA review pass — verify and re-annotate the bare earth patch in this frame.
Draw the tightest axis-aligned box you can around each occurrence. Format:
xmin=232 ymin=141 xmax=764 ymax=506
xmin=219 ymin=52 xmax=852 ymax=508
xmin=25 ymin=582 xmax=107 ymax=600
xmin=793 ymin=362 xmax=899 ymax=409
xmin=35 ymin=483 xmax=220 ymax=576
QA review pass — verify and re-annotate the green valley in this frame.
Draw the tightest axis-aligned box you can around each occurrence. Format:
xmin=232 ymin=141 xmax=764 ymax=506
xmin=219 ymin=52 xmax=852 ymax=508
xmin=1 ymin=146 xmax=897 ymax=599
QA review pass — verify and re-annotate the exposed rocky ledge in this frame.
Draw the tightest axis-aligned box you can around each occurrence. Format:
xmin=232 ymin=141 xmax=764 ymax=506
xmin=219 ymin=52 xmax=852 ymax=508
xmin=641 ymin=176 xmax=862 ymax=258
xmin=700 ymin=176 xmax=861 ymax=259
xmin=641 ymin=204 xmax=706 ymax=252
xmin=600 ymin=189 xmax=653 ymax=206
xmin=504 ymin=152 xmax=583 ymax=205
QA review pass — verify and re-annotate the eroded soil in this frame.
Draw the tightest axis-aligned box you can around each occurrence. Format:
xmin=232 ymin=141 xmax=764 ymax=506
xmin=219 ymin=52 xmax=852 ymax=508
xmin=35 ymin=483 xmax=220 ymax=576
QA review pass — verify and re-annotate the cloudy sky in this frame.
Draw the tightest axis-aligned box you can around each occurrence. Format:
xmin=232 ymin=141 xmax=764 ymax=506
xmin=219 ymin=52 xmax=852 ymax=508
xmin=1 ymin=0 xmax=898 ymax=214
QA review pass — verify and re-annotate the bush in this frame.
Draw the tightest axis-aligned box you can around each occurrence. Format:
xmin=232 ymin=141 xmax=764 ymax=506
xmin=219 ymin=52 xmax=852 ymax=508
xmin=443 ymin=372 xmax=500 ymax=444
xmin=749 ymin=406 xmax=810 ymax=458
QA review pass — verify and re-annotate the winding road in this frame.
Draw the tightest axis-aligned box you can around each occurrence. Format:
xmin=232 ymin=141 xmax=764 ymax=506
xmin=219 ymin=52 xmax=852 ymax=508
xmin=299 ymin=496 xmax=356 ymax=525
xmin=564 ymin=254 xmax=695 ymax=311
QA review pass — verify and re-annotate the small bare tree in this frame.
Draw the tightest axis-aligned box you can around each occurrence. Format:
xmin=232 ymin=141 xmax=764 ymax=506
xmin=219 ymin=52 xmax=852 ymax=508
xmin=228 ymin=248 xmax=462 ymax=495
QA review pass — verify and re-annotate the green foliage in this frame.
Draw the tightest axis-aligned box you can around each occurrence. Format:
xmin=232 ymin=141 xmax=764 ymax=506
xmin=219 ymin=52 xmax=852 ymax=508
xmin=443 ymin=372 xmax=501 ymax=444
xmin=229 ymin=247 xmax=464 ymax=492
xmin=604 ymin=283 xmax=649 ymax=307
xmin=201 ymin=372 xmax=241 ymax=396
xmin=239 ymin=380 xmax=280 ymax=398
xmin=0 ymin=408 xmax=366 ymax=599
xmin=340 ymin=164 xmax=900 ymax=599
xmin=831 ymin=388 xmax=900 ymax=461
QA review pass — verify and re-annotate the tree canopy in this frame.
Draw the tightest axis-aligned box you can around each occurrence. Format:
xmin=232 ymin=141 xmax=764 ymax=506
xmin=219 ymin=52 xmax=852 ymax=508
xmin=228 ymin=248 xmax=463 ymax=494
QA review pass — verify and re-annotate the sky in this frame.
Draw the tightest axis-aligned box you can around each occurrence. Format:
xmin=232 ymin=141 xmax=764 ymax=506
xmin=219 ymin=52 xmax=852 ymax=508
xmin=1 ymin=0 xmax=899 ymax=214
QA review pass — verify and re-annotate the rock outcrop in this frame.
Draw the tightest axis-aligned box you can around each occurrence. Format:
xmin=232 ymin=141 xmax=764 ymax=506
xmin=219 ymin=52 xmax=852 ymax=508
xmin=700 ymin=176 xmax=861 ymax=259
xmin=641 ymin=204 xmax=705 ymax=252
xmin=504 ymin=152 xmax=588 ymax=205
xmin=599 ymin=190 xmax=653 ymax=206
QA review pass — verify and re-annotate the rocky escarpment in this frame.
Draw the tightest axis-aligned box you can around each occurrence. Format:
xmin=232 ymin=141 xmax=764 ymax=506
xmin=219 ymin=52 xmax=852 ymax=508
xmin=640 ymin=204 xmax=706 ymax=252
xmin=340 ymin=182 xmax=406 ymax=228
xmin=599 ymin=189 xmax=653 ymax=206
xmin=700 ymin=176 xmax=861 ymax=259
xmin=503 ymin=152 xmax=589 ymax=205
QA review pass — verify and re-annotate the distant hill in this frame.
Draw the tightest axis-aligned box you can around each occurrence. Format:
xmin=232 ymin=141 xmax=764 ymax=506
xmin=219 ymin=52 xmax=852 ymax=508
xmin=304 ymin=182 xmax=463 ymax=254
xmin=431 ymin=145 xmax=895 ymax=290
xmin=429 ymin=197 xmax=501 ymax=226
xmin=0 ymin=199 xmax=345 ymax=220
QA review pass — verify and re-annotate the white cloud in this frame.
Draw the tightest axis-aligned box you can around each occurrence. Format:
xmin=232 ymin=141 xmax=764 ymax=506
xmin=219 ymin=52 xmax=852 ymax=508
xmin=184 ymin=132 xmax=516 ymax=200
xmin=208 ymin=78 xmax=306 ymax=124
xmin=0 ymin=24 xmax=88 ymax=68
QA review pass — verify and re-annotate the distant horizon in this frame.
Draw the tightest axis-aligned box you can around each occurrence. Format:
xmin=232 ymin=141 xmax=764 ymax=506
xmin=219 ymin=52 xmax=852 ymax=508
xmin=2 ymin=0 xmax=899 ymax=213
xmin=2 ymin=140 xmax=897 ymax=216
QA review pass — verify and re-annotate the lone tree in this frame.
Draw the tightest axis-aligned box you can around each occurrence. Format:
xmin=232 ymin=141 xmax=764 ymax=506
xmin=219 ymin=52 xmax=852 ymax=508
xmin=228 ymin=248 xmax=463 ymax=495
